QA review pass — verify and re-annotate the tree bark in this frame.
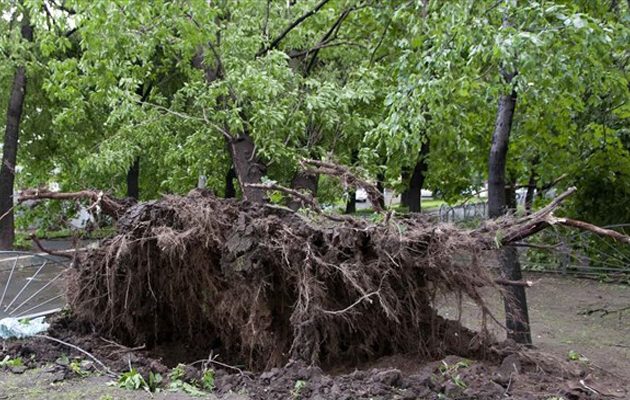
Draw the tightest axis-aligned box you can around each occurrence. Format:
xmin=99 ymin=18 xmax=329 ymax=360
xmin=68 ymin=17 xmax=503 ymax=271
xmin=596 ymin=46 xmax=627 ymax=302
xmin=406 ymin=140 xmax=430 ymax=213
xmin=288 ymin=170 xmax=318 ymax=211
xmin=126 ymin=157 xmax=140 ymax=199
xmin=488 ymin=90 xmax=516 ymax=219
xmin=488 ymin=84 xmax=532 ymax=344
xmin=400 ymin=168 xmax=410 ymax=208
xmin=0 ymin=19 xmax=33 ymax=250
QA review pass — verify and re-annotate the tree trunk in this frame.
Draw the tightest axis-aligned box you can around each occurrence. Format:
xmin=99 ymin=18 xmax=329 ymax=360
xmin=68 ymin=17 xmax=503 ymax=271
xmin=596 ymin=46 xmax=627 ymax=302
xmin=488 ymin=91 xmax=516 ymax=219
xmin=488 ymin=86 xmax=532 ymax=345
xmin=194 ymin=46 xmax=266 ymax=203
xmin=0 ymin=20 xmax=33 ymax=250
xmin=225 ymin=167 xmax=236 ymax=198
xmin=499 ymin=245 xmax=531 ymax=342
xmin=228 ymin=134 xmax=266 ymax=203
xmin=126 ymin=157 xmax=140 ymax=199
xmin=406 ymin=140 xmax=430 ymax=213
xmin=288 ymin=170 xmax=318 ymax=211
xmin=345 ymin=191 xmax=356 ymax=214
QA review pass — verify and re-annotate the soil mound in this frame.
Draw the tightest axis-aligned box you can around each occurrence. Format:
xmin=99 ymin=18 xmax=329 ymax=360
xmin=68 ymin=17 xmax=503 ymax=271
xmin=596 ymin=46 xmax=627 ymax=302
xmin=67 ymin=190 xmax=500 ymax=370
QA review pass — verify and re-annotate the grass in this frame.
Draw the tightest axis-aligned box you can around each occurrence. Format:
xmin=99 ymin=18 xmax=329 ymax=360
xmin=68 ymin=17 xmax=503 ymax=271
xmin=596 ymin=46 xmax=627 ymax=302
xmin=352 ymin=198 xmax=447 ymax=216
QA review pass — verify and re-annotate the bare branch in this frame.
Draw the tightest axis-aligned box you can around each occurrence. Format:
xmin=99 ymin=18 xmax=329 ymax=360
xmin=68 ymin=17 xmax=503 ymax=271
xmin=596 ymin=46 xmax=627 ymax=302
xmin=245 ymin=183 xmax=322 ymax=213
xmin=34 ymin=335 xmax=116 ymax=377
xmin=494 ymin=278 xmax=534 ymax=287
xmin=17 ymin=189 xmax=129 ymax=219
xmin=30 ymin=234 xmax=74 ymax=259
xmin=495 ymin=187 xmax=630 ymax=246
xmin=552 ymin=217 xmax=630 ymax=245
xmin=246 ymin=182 xmax=351 ymax=222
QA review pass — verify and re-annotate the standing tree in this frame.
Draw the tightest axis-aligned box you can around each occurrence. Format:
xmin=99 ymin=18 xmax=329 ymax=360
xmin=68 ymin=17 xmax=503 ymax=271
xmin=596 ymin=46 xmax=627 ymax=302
xmin=487 ymin=8 xmax=531 ymax=343
xmin=0 ymin=7 xmax=32 ymax=249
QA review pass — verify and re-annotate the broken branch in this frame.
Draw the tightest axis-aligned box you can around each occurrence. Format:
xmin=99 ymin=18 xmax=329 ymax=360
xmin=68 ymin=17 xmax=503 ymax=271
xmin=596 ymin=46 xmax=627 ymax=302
xmin=301 ymin=158 xmax=384 ymax=212
xmin=17 ymin=189 xmax=130 ymax=219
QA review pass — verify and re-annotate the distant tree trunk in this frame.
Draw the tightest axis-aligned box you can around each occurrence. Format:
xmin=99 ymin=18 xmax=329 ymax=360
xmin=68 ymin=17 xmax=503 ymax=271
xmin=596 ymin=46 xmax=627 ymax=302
xmin=125 ymin=83 xmax=153 ymax=200
xmin=376 ymin=172 xmax=386 ymax=210
xmin=406 ymin=140 xmax=430 ymax=213
xmin=225 ymin=167 xmax=236 ymax=198
xmin=288 ymin=170 xmax=319 ymax=211
xmin=345 ymin=150 xmax=358 ymax=214
xmin=400 ymin=168 xmax=410 ymax=208
xmin=126 ymin=158 xmax=140 ymax=199
xmin=505 ymin=178 xmax=517 ymax=211
xmin=488 ymin=82 xmax=532 ymax=345
xmin=0 ymin=19 xmax=33 ymax=250
xmin=345 ymin=191 xmax=356 ymax=214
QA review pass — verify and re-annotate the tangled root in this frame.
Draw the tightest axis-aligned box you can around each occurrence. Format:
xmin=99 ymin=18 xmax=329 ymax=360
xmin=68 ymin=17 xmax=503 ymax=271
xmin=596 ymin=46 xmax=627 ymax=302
xmin=68 ymin=190 xmax=501 ymax=370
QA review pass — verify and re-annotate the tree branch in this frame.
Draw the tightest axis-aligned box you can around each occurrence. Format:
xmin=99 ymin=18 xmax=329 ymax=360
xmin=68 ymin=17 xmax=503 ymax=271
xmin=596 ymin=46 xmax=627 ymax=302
xmin=495 ymin=187 xmax=630 ymax=246
xmin=301 ymin=159 xmax=384 ymax=212
xmin=17 ymin=189 xmax=129 ymax=219
xmin=305 ymin=6 xmax=353 ymax=73
xmin=552 ymin=217 xmax=630 ymax=245
xmin=256 ymin=0 xmax=333 ymax=57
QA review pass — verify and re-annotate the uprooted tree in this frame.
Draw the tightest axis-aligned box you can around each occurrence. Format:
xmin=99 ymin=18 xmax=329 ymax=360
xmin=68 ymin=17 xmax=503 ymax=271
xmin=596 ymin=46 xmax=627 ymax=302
xmin=17 ymin=184 xmax=630 ymax=371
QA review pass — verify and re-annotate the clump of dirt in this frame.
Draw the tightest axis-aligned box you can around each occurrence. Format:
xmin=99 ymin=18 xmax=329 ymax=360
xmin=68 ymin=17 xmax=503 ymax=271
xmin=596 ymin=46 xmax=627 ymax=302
xmin=66 ymin=190 xmax=502 ymax=371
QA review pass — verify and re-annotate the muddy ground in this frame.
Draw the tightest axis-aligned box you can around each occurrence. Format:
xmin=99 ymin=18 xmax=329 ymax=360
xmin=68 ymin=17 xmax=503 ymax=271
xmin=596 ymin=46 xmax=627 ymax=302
xmin=439 ymin=273 xmax=630 ymax=382
xmin=0 ymin=273 xmax=628 ymax=399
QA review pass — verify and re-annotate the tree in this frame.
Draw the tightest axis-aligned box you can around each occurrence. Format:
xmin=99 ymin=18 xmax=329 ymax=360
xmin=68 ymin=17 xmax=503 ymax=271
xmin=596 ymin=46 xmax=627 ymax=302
xmin=1 ymin=6 xmax=33 ymax=249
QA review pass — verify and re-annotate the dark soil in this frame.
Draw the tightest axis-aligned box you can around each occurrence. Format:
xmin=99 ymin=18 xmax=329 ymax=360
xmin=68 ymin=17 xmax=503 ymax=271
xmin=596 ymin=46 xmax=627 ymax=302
xmin=1 ymin=314 xmax=626 ymax=399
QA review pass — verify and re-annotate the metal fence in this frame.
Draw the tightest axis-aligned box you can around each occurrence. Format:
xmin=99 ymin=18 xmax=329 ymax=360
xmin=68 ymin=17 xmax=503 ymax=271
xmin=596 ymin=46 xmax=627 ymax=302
xmin=438 ymin=202 xmax=488 ymax=223
xmin=519 ymin=224 xmax=630 ymax=281
xmin=0 ymin=251 xmax=70 ymax=320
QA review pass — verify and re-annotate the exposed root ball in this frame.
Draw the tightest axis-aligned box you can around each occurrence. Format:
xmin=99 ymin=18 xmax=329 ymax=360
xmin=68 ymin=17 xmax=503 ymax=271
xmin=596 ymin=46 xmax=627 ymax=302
xmin=67 ymin=190 xmax=499 ymax=370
